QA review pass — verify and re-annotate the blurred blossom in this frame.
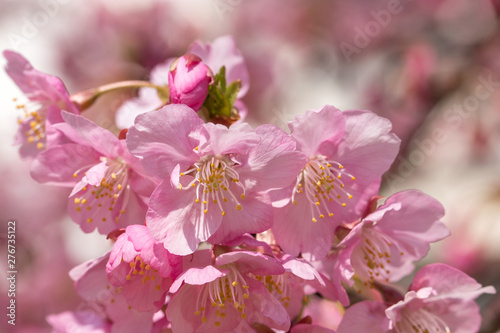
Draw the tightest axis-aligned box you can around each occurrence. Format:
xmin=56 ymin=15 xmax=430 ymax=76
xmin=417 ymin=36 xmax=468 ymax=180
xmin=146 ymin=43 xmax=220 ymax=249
xmin=56 ymin=1 xmax=197 ymax=90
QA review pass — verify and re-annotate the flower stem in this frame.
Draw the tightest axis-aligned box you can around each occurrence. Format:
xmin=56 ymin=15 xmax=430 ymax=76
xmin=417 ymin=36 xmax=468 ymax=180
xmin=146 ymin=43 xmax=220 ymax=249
xmin=70 ymin=80 xmax=168 ymax=111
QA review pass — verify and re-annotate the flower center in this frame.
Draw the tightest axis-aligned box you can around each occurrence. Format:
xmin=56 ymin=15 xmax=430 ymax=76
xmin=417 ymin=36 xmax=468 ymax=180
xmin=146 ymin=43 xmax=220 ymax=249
xmin=194 ymin=265 xmax=250 ymax=327
xmin=180 ymin=155 xmax=245 ymax=216
xmin=356 ymin=228 xmax=405 ymax=285
xmin=292 ymin=155 xmax=355 ymax=223
xmin=395 ymin=308 xmax=451 ymax=333
xmin=255 ymin=274 xmax=291 ymax=308
xmin=125 ymin=255 xmax=161 ymax=290
xmin=73 ymin=157 xmax=130 ymax=224
xmin=15 ymin=99 xmax=48 ymax=150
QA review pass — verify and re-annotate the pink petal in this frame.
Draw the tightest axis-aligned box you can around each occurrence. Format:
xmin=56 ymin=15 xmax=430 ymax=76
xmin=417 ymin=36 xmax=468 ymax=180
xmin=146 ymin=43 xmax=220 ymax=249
xmin=377 ymin=190 xmax=449 ymax=250
xmin=410 ymin=263 xmax=496 ymax=301
xmin=198 ymin=122 xmax=259 ymax=156
xmin=146 ymin=180 xmax=222 ymax=255
xmin=289 ymin=105 xmax=345 ymax=158
xmin=4 ymin=50 xmax=73 ymax=105
xmin=208 ymin=191 xmax=273 ymax=245
xmin=127 ymin=104 xmax=203 ymax=179
xmin=215 ymin=251 xmax=285 ymax=276
xmin=272 ymin=198 xmax=336 ymax=261
xmin=31 ymin=143 xmax=100 ymax=186
xmin=170 ymin=265 xmax=226 ymax=293
xmin=61 ymin=111 xmax=121 ymax=158
xmin=239 ymin=124 xmax=307 ymax=193
xmin=335 ymin=109 xmax=400 ymax=192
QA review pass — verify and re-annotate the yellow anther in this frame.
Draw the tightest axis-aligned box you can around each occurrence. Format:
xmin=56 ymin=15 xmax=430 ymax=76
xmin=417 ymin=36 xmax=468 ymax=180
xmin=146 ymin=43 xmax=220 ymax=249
xmin=126 ymin=275 xmax=131 ymax=281
xmin=214 ymin=322 xmax=221 ymax=327
xmin=241 ymin=313 xmax=246 ymax=319
xmin=320 ymin=214 xmax=325 ymax=218
xmin=348 ymin=194 xmax=353 ymax=199
xmin=232 ymin=281 xmax=238 ymax=287
xmin=201 ymin=317 xmax=207 ymax=323
xmin=204 ymin=209 xmax=208 ymax=214
xmin=342 ymin=203 xmax=347 ymax=207
xmin=312 ymin=218 xmax=317 ymax=223
xmin=194 ymin=146 xmax=199 ymax=151
xmin=293 ymin=200 xmax=298 ymax=205
xmin=81 ymin=199 xmax=87 ymax=204
xmin=111 ymin=173 xmax=117 ymax=179
xmin=86 ymin=218 xmax=92 ymax=223
xmin=203 ymin=200 xmax=208 ymax=204
xmin=180 ymin=172 xmax=185 ymax=176
xmin=315 ymin=201 xmax=320 ymax=206
xmin=117 ymin=184 xmax=122 ymax=190
xmin=73 ymin=173 xmax=78 ymax=178
xmin=351 ymin=176 xmax=356 ymax=180
xmin=195 ymin=199 xmax=200 ymax=203
xmin=221 ymin=211 xmax=226 ymax=216
xmin=155 ymin=285 xmax=161 ymax=291
xmin=236 ymin=204 xmax=242 ymax=210
xmin=240 ymin=194 xmax=246 ymax=199
xmin=74 ymin=198 xmax=81 ymax=204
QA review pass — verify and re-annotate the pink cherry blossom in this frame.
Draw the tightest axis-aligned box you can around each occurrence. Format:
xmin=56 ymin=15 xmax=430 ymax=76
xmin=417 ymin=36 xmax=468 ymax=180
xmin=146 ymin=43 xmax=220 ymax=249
xmin=338 ymin=190 xmax=450 ymax=287
xmin=127 ymin=105 xmax=305 ymax=255
xmin=272 ymin=105 xmax=400 ymax=260
xmin=70 ymin=254 xmax=158 ymax=333
xmin=337 ymin=263 xmax=496 ymax=333
xmin=4 ymin=50 xmax=79 ymax=158
xmin=168 ymin=54 xmax=213 ymax=110
xmin=31 ymin=111 xmax=157 ymax=234
xmin=106 ymin=225 xmax=182 ymax=312
xmin=166 ymin=249 xmax=290 ymax=332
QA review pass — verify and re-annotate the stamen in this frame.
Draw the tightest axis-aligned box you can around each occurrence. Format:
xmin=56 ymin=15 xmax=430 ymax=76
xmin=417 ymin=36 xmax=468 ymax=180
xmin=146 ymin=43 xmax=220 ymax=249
xmin=291 ymin=155 xmax=356 ymax=222
xmin=179 ymin=156 xmax=246 ymax=215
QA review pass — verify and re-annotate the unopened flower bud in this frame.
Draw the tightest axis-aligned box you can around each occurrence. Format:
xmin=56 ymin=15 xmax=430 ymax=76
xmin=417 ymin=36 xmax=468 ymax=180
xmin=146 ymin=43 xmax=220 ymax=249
xmin=168 ymin=54 xmax=213 ymax=110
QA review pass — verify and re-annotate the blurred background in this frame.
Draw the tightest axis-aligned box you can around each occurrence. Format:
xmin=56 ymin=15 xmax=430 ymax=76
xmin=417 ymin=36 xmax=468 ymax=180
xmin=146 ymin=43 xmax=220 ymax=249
xmin=1 ymin=0 xmax=500 ymax=331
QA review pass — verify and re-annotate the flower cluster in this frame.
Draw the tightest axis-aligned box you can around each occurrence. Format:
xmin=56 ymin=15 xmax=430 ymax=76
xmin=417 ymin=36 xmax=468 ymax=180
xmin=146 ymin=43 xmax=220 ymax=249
xmin=5 ymin=35 xmax=494 ymax=333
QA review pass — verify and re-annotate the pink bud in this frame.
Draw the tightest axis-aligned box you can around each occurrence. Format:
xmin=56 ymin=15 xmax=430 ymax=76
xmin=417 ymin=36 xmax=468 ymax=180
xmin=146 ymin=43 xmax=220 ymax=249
xmin=168 ymin=54 xmax=212 ymax=110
